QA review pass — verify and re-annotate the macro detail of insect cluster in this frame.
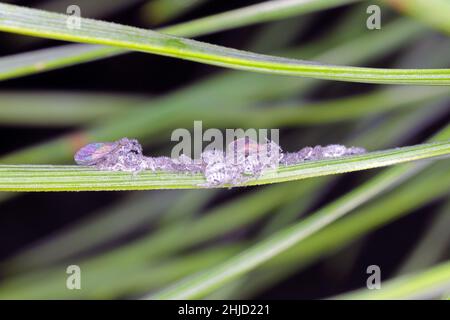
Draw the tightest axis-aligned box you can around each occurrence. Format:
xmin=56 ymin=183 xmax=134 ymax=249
xmin=74 ymin=137 xmax=367 ymax=187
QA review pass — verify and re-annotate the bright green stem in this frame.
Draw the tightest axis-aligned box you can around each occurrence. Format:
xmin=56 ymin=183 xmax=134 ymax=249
xmin=0 ymin=0 xmax=360 ymax=81
xmin=0 ymin=3 xmax=449 ymax=85
xmin=0 ymin=141 xmax=449 ymax=191
xmin=336 ymin=259 xmax=450 ymax=299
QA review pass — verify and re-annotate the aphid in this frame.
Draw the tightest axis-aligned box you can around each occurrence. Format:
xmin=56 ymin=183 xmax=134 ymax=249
xmin=281 ymin=144 xmax=367 ymax=165
xmin=74 ymin=137 xmax=366 ymax=188
xmin=227 ymin=138 xmax=281 ymax=163
xmin=258 ymin=140 xmax=283 ymax=168
xmin=230 ymin=138 xmax=281 ymax=167
xmin=199 ymin=138 xmax=283 ymax=187
xmin=74 ymin=141 xmax=119 ymax=166
xmin=228 ymin=137 xmax=261 ymax=160
xmin=152 ymin=156 xmax=176 ymax=171
xmin=202 ymin=149 xmax=225 ymax=164
xmin=171 ymin=155 xmax=204 ymax=173
xmin=320 ymin=144 xmax=348 ymax=158
xmin=203 ymin=162 xmax=227 ymax=186
xmin=74 ymin=138 xmax=149 ymax=173
xmin=344 ymin=146 xmax=366 ymax=155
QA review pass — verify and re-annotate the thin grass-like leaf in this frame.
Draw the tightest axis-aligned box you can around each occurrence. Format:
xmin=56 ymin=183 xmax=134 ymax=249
xmin=0 ymin=18 xmax=425 ymax=166
xmin=157 ymin=0 xmax=362 ymax=38
xmin=149 ymin=127 xmax=450 ymax=299
xmin=4 ymin=161 xmax=448 ymax=299
xmin=2 ymin=87 xmax=447 ymax=127
xmin=0 ymin=92 xmax=143 ymax=126
xmin=150 ymin=160 xmax=450 ymax=299
xmin=335 ymin=259 xmax=450 ymax=299
xmin=224 ymin=163 xmax=450 ymax=299
xmin=148 ymin=163 xmax=431 ymax=299
xmin=396 ymin=199 xmax=450 ymax=275
xmin=9 ymin=190 xmax=215 ymax=271
xmin=0 ymin=243 xmax=242 ymax=299
xmin=3 ymin=120 xmax=448 ymax=298
xmin=0 ymin=0 xmax=359 ymax=81
xmin=0 ymin=141 xmax=449 ymax=191
xmin=221 ymin=120 xmax=450 ymax=297
xmin=1 ymin=3 xmax=449 ymax=84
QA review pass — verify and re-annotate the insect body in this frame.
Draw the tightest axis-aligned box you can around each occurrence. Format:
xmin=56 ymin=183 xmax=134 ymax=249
xmin=280 ymin=145 xmax=366 ymax=165
xmin=74 ymin=141 xmax=118 ymax=166
xmin=197 ymin=138 xmax=283 ymax=187
xmin=228 ymin=137 xmax=282 ymax=174
xmin=74 ymin=137 xmax=366 ymax=187
xmin=74 ymin=138 xmax=149 ymax=173
xmin=228 ymin=137 xmax=261 ymax=160
xmin=203 ymin=162 xmax=228 ymax=186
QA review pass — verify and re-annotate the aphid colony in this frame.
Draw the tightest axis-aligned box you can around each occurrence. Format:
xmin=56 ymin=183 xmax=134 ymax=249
xmin=74 ymin=137 xmax=366 ymax=187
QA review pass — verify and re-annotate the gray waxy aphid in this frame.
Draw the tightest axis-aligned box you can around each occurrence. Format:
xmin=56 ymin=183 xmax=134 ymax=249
xmin=74 ymin=138 xmax=366 ymax=187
